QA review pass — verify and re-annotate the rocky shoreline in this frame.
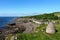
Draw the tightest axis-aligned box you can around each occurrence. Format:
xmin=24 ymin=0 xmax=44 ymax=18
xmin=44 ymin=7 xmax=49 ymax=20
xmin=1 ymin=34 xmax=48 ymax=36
xmin=0 ymin=18 xmax=39 ymax=40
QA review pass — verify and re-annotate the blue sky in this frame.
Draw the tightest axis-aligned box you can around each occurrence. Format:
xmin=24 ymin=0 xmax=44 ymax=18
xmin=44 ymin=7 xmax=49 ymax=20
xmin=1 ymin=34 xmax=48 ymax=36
xmin=0 ymin=0 xmax=60 ymax=16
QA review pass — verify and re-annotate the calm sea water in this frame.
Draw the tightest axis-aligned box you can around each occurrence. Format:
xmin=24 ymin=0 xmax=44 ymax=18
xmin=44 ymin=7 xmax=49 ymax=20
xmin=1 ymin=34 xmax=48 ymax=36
xmin=0 ymin=17 xmax=15 ymax=28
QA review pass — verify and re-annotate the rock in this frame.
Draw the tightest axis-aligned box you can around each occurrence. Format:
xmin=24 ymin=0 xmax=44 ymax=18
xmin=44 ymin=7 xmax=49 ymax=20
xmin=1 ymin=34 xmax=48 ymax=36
xmin=46 ymin=22 xmax=56 ymax=34
xmin=7 ymin=23 xmax=16 ymax=28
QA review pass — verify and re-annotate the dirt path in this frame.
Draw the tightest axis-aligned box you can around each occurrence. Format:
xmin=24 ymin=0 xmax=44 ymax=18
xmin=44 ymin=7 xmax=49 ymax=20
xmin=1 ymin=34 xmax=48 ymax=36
xmin=10 ymin=36 xmax=14 ymax=40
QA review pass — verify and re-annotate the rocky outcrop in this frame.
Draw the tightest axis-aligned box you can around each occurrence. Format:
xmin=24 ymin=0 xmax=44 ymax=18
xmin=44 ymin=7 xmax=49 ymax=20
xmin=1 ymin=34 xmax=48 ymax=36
xmin=0 ymin=18 xmax=39 ymax=40
xmin=46 ymin=22 xmax=56 ymax=34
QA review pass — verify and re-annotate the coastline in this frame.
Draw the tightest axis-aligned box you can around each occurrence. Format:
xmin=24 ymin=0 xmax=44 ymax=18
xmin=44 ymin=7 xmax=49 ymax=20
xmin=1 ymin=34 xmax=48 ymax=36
xmin=0 ymin=17 xmax=16 ymax=28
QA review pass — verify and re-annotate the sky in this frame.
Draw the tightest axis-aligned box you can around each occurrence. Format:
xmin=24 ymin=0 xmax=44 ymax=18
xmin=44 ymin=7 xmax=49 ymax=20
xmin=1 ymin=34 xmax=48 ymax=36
xmin=0 ymin=0 xmax=60 ymax=16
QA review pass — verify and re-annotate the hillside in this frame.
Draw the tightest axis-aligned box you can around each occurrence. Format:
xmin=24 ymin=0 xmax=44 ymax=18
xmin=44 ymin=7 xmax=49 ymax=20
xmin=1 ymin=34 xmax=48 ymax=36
xmin=16 ymin=12 xmax=60 ymax=40
xmin=53 ymin=12 xmax=60 ymax=16
xmin=24 ymin=12 xmax=60 ymax=20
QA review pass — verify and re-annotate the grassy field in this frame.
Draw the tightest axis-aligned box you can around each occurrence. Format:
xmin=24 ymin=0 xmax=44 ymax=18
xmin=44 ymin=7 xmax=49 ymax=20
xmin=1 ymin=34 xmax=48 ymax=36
xmin=16 ymin=23 xmax=60 ymax=40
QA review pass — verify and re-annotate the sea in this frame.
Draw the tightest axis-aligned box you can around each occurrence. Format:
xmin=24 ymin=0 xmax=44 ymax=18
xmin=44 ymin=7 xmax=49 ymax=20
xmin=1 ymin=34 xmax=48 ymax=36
xmin=0 ymin=17 xmax=16 ymax=29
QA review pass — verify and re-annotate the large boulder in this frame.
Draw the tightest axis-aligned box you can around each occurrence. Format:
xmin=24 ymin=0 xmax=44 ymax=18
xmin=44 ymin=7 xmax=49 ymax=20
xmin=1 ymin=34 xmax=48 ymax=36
xmin=46 ymin=22 xmax=56 ymax=34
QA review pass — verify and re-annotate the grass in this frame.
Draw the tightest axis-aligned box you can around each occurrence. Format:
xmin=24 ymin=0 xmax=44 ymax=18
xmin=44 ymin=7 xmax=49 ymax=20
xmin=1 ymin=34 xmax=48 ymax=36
xmin=7 ymin=35 xmax=12 ymax=40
